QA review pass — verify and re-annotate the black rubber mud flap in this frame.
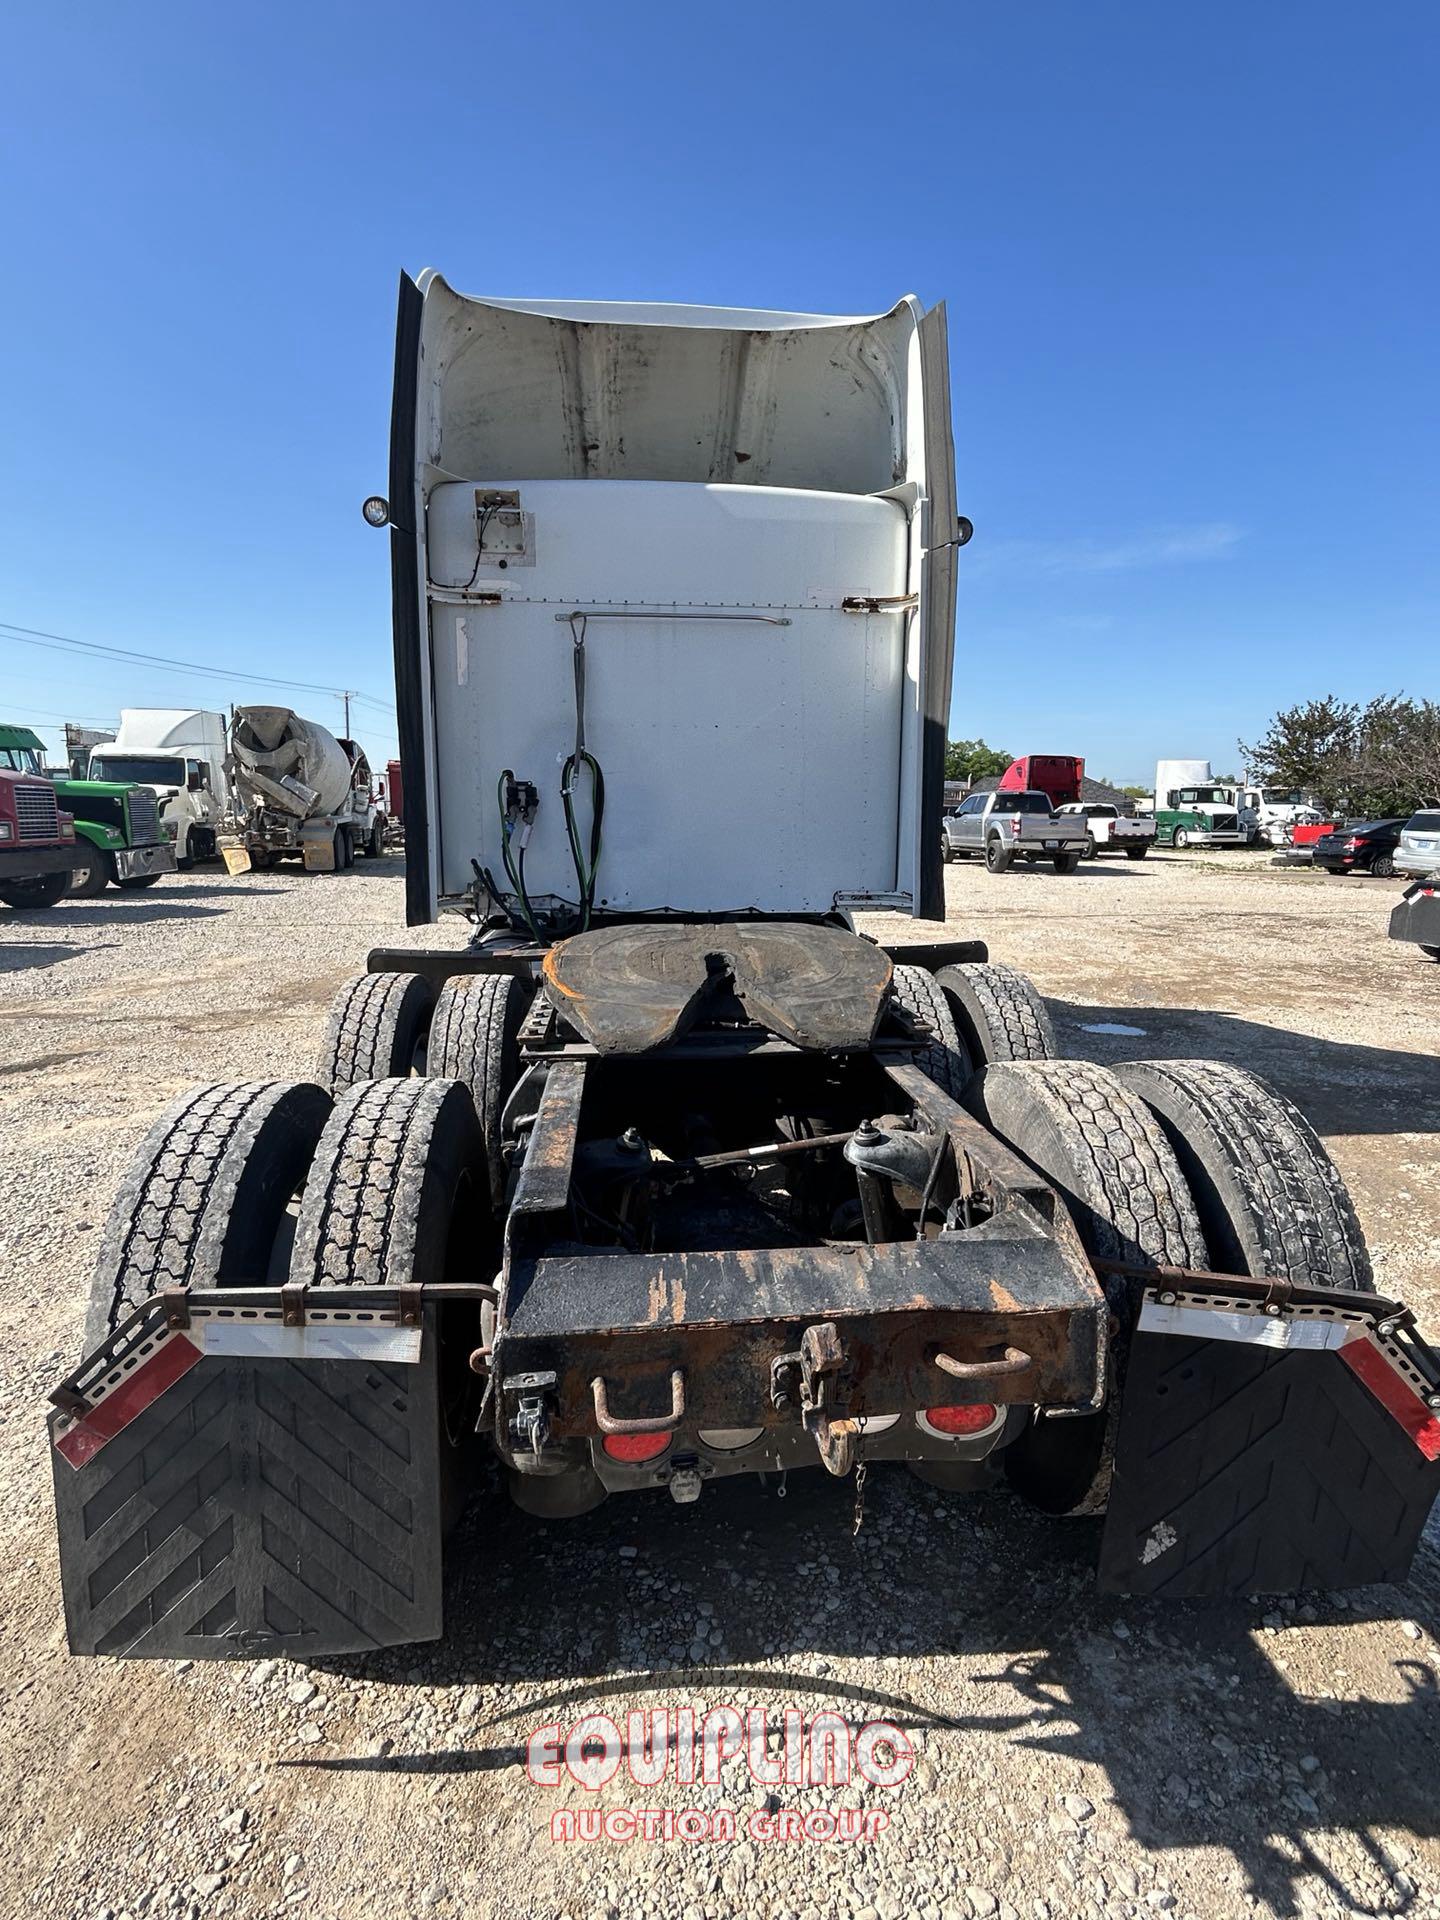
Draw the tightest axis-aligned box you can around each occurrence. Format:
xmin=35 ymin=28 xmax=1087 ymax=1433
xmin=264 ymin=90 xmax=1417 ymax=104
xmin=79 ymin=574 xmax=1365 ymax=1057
xmin=1099 ymin=1324 xmax=1440 ymax=1597
xmin=51 ymin=1314 xmax=445 ymax=1659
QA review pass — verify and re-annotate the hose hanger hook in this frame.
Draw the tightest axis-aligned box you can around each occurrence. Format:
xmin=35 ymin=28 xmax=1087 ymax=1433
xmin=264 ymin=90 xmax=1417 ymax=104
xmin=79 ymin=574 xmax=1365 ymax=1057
xmin=567 ymin=611 xmax=588 ymax=768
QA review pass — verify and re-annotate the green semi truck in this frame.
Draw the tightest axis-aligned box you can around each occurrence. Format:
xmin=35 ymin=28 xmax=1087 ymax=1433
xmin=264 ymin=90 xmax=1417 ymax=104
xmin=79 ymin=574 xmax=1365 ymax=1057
xmin=56 ymin=774 xmax=177 ymax=893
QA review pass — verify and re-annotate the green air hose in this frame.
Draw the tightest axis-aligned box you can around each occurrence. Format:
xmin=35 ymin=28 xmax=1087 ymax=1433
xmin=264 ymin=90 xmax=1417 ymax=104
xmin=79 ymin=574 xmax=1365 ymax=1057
xmin=496 ymin=767 xmax=543 ymax=944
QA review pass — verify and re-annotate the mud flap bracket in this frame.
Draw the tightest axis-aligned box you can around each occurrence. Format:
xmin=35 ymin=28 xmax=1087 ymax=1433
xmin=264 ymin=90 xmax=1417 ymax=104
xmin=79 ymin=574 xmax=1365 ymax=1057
xmin=51 ymin=1294 xmax=445 ymax=1659
xmin=1099 ymin=1284 xmax=1440 ymax=1596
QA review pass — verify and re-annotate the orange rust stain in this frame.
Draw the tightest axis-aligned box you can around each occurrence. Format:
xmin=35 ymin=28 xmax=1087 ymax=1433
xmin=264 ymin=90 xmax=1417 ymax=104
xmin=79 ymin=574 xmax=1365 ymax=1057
xmin=671 ymin=1277 xmax=687 ymax=1323
xmin=989 ymin=1281 xmax=1022 ymax=1311
xmin=646 ymin=1271 xmax=665 ymax=1325
xmin=541 ymin=949 xmax=581 ymax=1000
xmin=907 ymin=1292 xmax=934 ymax=1310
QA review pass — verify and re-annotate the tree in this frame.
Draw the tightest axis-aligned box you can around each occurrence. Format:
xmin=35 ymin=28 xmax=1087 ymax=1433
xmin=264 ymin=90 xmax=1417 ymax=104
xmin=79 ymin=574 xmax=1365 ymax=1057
xmin=945 ymin=738 xmax=1010 ymax=783
xmin=1240 ymin=695 xmax=1440 ymax=817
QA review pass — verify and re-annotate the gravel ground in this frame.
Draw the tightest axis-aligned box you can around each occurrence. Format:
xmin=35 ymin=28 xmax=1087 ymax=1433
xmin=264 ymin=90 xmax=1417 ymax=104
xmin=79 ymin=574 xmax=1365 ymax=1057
xmin=2 ymin=850 xmax=1438 ymax=1920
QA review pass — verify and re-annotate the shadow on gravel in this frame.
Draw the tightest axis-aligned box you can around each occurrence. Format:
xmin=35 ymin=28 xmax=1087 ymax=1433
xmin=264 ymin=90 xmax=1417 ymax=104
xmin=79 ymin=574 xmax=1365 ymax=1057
xmin=949 ymin=862 xmax=1151 ymax=881
xmin=4 ymin=902 xmax=228 ymax=926
xmin=0 ymin=941 xmax=114 ymax=972
xmin=298 ymin=1468 xmax=1440 ymax=1917
xmin=138 ymin=882 xmax=296 ymax=898
xmin=1047 ymin=997 xmax=1440 ymax=1140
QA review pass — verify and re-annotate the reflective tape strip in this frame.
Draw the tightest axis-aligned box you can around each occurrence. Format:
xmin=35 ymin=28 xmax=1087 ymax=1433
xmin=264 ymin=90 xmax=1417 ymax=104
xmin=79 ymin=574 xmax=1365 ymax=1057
xmin=196 ymin=1321 xmax=423 ymax=1364
xmin=1341 ymin=1336 xmax=1440 ymax=1462
xmin=54 ymin=1332 xmax=203 ymax=1470
xmin=1138 ymin=1297 xmax=1440 ymax=1461
xmin=1137 ymin=1300 xmax=1354 ymax=1351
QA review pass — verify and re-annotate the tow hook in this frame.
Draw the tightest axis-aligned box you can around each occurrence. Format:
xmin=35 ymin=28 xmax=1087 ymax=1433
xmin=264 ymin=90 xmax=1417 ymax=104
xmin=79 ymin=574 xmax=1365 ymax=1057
xmin=770 ymin=1321 xmax=859 ymax=1478
xmin=504 ymin=1370 xmax=557 ymax=1470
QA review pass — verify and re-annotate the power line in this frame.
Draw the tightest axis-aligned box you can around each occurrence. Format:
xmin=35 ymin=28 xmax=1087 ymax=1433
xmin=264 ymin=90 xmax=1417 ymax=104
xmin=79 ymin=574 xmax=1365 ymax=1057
xmin=2 ymin=701 xmax=119 ymax=727
xmin=0 ymin=618 xmax=395 ymax=710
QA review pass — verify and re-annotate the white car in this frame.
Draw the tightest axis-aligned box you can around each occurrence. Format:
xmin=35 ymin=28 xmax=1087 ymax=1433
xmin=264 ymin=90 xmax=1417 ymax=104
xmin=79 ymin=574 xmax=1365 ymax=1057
xmin=1396 ymin=810 xmax=1440 ymax=879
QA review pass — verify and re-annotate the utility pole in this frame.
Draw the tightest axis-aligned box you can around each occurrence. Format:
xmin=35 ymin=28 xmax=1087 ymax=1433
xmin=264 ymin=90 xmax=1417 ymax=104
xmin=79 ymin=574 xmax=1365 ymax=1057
xmin=342 ymin=691 xmax=354 ymax=738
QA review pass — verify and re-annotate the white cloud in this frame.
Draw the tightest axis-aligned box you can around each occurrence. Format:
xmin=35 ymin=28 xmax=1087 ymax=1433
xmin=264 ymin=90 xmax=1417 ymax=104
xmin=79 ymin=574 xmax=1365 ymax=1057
xmin=969 ymin=522 xmax=1243 ymax=578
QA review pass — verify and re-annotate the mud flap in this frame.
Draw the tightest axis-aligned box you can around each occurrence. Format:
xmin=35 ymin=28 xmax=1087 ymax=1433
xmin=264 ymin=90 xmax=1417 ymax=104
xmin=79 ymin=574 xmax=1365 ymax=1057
xmin=220 ymin=843 xmax=252 ymax=876
xmin=1099 ymin=1293 xmax=1440 ymax=1596
xmin=50 ymin=1305 xmax=444 ymax=1658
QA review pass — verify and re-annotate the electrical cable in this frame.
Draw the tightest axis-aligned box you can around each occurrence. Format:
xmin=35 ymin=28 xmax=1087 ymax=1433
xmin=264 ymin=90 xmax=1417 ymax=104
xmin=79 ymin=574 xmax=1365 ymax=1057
xmin=561 ymin=613 xmax=605 ymax=931
xmin=459 ymin=504 xmax=501 ymax=592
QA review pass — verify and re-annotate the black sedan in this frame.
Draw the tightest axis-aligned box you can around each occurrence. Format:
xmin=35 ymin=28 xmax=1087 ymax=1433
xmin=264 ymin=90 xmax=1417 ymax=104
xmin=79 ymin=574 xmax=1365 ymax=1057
xmin=1312 ymin=817 xmax=1408 ymax=877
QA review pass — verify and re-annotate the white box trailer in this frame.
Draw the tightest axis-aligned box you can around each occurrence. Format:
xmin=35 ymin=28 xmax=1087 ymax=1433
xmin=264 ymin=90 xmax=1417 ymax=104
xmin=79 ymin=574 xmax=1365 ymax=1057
xmin=387 ymin=280 xmax=962 ymax=928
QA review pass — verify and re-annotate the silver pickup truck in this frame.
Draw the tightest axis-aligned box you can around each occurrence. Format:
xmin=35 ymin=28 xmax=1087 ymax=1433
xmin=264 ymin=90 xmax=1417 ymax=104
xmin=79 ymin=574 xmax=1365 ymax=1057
xmin=942 ymin=790 xmax=1088 ymax=873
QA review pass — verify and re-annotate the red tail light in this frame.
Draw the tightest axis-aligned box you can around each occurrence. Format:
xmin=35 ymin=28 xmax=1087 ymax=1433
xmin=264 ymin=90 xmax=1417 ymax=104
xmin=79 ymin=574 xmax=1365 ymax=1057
xmin=923 ymin=1403 xmax=999 ymax=1436
xmin=602 ymin=1432 xmax=672 ymax=1463
xmin=1009 ymin=817 xmax=1021 ymax=836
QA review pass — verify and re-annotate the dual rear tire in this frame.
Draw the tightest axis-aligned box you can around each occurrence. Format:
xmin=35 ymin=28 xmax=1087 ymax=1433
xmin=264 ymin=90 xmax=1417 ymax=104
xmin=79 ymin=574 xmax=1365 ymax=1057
xmin=966 ymin=1055 xmax=1371 ymax=1515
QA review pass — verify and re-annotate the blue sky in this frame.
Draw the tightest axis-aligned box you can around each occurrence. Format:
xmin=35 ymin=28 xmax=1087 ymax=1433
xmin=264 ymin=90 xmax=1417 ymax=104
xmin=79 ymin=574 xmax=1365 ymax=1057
xmin=2 ymin=3 xmax=1435 ymax=785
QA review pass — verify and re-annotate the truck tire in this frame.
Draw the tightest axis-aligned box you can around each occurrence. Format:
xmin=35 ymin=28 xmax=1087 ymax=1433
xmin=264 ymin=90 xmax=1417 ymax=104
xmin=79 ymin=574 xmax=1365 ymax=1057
xmin=0 ymin=870 xmax=74 ymax=909
xmin=115 ymin=872 xmax=163 ymax=891
xmin=890 ymin=964 xmax=974 ymax=1100
xmin=1113 ymin=1059 xmax=1371 ymax=1291
xmin=964 ymin=1059 xmax=1208 ymax=1516
xmin=318 ymin=970 xmax=433 ymax=1092
xmin=1173 ymin=827 xmax=1190 ymax=849
xmin=967 ymin=1060 xmax=1205 ymax=1272
xmin=1082 ymin=833 xmax=1097 ymax=859
xmin=176 ymin=829 xmax=198 ymax=871
xmin=290 ymin=1078 xmax=485 ymax=1291
xmin=984 ymin=835 xmax=1014 ymax=875
xmin=289 ymin=1078 xmax=487 ymax=1522
xmin=427 ymin=973 xmax=527 ymax=1205
xmin=66 ymin=852 xmax=111 ymax=898
xmin=1053 ymin=850 xmax=1081 ymax=874
xmin=364 ymin=818 xmax=385 ymax=858
xmin=934 ymin=962 xmax=1055 ymax=1066
xmin=1125 ymin=844 xmax=1148 ymax=860
xmin=84 ymin=1080 xmax=332 ymax=1353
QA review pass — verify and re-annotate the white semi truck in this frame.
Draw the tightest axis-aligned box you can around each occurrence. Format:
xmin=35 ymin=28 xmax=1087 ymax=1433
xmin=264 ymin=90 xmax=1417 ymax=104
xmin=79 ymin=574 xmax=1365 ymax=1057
xmin=221 ymin=706 xmax=385 ymax=872
xmin=48 ymin=276 xmax=1439 ymax=1661
xmin=89 ymin=709 xmax=229 ymax=867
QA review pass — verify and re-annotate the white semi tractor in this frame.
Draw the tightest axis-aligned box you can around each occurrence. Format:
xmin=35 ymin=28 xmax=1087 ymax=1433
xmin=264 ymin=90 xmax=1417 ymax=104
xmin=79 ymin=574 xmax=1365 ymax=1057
xmin=221 ymin=705 xmax=386 ymax=872
xmin=89 ymin=709 xmax=229 ymax=867
xmin=49 ymin=276 xmax=1440 ymax=1661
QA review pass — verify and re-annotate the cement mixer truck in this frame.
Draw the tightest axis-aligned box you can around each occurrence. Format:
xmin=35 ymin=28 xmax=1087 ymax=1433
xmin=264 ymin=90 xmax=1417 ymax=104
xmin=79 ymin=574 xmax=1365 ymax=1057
xmin=220 ymin=706 xmax=386 ymax=873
